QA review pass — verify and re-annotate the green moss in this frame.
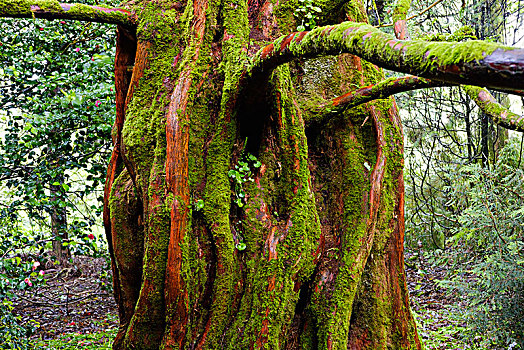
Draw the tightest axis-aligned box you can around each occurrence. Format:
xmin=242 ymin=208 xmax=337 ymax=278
xmin=392 ymin=0 xmax=412 ymax=22
xmin=32 ymin=0 xmax=61 ymax=12
xmin=250 ymin=20 xmax=515 ymax=87
xmin=310 ymin=112 xmax=372 ymax=348
xmin=295 ymin=23 xmax=416 ymax=346
xmin=343 ymin=0 xmax=368 ymax=22
xmin=463 ymin=85 xmax=524 ymax=131
xmin=103 ymin=0 xmax=423 ymax=347
xmin=420 ymin=25 xmax=477 ymax=42
xmin=0 ymin=0 xmax=134 ymax=26
xmin=216 ymin=63 xmax=322 ymax=349
xmin=113 ymin=1 xmax=201 ymax=348
xmin=108 ymin=169 xmax=144 ymax=270
xmin=274 ymin=0 xmax=300 ymax=34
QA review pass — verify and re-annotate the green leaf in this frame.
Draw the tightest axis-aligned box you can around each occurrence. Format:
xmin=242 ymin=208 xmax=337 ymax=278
xmin=195 ymin=199 xmax=205 ymax=211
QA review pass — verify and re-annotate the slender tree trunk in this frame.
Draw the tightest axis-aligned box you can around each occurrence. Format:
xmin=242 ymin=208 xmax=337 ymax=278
xmin=465 ymin=103 xmax=474 ymax=162
xmin=475 ymin=0 xmax=506 ymax=167
xmin=480 ymin=112 xmax=490 ymax=167
xmin=492 ymin=91 xmax=510 ymax=160
xmin=51 ymin=174 xmax=70 ymax=261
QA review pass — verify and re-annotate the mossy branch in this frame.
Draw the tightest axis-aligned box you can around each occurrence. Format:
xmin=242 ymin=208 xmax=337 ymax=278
xmin=419 ymin=26 xmax=524 ymax=132
xmin=305 ymin=75 xmax=524 ymax=132
xmin=463 ymin=85 xmax=524 ymax=132
xmin=305 ymin=75 xmax=446 ymax=125
xmin=248 ymin=21 xmax=524 ymax=92
xmin=0 ymin=0 xmax=135 ymax=27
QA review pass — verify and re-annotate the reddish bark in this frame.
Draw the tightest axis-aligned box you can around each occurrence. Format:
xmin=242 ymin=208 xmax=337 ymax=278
xmin=248 ymin=23 xmax=524 ymax=92
xmin=163 ymin=0 xmax=208 ymax=346
xmin=103 ymin=24 xmax=136 ymax=318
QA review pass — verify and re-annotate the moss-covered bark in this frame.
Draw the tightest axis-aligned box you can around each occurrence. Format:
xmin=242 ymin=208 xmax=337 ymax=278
xmin=99 ymin=0 xmax=426 ymax=347
xmin=306 ymin=75 xmax=445 ymax=125
xmin=0 ymin=0 xmax=135 ymax=26
xmin=249 ymin=21 xmax=524 ymax=93
xmin=99 ymin=0 xmax=423 ymax=348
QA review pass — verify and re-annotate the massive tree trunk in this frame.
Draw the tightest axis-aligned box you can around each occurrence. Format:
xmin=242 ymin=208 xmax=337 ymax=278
xmin=102 ymin=1 xmax=421 ymax=348
xmin=2 ymin=0 xmax=524 ymax=348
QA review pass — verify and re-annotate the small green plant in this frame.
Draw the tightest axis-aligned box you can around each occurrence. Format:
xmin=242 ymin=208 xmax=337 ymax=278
xmin=228 ymin=152 xmax=261 ymax=208
xmin=228 ymin=152 xmax=261 ymax=252
xmin=0 ymin=249 xmax=46 ymax=349
xmin=194 ymin=199 xmax=205 ymax=212
xmin=233 ymin=220 xmax=247 ymax=252
xmin=294 ymin=0 xmax=322 ymax=31
xmin=0 ymin=299 xmax=34 ymax=350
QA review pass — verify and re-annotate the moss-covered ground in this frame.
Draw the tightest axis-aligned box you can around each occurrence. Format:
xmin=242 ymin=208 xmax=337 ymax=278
xmin=8 ymin=251 xmax=503 ymax=350
xmin=30 ymin=328 xmax=117 ymax=350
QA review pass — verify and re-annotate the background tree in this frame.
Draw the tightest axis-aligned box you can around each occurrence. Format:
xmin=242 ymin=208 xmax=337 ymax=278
xmin=1 ymin=0 xmax=524 ymax=349
xmin=0 ymin=11 xmax=115 ymax=260
xmin=400 ymin=0 xmax=524 ymax=244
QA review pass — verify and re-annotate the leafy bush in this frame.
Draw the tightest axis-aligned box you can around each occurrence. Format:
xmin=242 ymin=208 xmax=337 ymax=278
xmin=0 ymin=232 xmax=45 ymax=348
xmin=0 ymin=300 xmax=34 ymax=350
xmin=441 ymin=142 xmax=524 ymax=348
xmin=406 ymin=138 xmax=524 ymax=348
xmin=0 ymin=11 xmax=116 ymax=255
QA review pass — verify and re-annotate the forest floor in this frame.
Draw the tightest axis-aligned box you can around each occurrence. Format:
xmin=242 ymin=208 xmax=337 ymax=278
xmin=13 ymin=256 xmax=118 ymax=348
xmin=13 ymin=253 xmax=469 ymax=349
xmin=404 ymin=249 xmax=467 ymax=350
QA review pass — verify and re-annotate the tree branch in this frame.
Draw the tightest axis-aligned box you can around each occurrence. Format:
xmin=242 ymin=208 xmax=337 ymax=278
xmin=421 ymin=26 xmax=524 ymax=132
xmin=306 ymin=75 xmax=446 ymax=125
xmin=462 ymin=85 xmax=524 ymax=132
xmin=0 ymin=0 xmax=135 ymax=27
xmin=306 ymin=76 xmax=524 ymax=132
xmin=249 ymin=21 xmax=524 ymax=92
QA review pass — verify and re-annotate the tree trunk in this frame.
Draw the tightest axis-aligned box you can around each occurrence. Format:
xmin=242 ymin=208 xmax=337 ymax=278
xmin=102 ymin=0 xmax=421 ymax=348
xmin=51 ymin=175 xmax=70 ymax=261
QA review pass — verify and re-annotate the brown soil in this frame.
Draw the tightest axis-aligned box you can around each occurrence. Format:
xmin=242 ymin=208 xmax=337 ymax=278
xmin=13 ymin=250 xmax=452 ymax=344
xmin=13 ymin=255 xmax=118 ymax=340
